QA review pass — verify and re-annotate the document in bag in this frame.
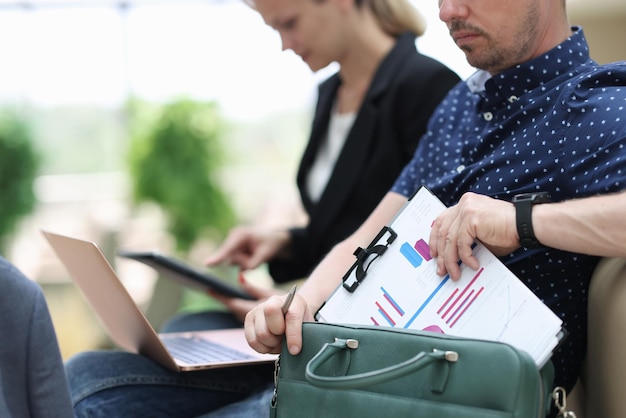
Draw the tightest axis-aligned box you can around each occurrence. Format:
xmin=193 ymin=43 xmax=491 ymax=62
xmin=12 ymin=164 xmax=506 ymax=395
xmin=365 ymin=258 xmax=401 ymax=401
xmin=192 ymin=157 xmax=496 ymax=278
xmin=315 ymin=186 xmax=564 ymax=367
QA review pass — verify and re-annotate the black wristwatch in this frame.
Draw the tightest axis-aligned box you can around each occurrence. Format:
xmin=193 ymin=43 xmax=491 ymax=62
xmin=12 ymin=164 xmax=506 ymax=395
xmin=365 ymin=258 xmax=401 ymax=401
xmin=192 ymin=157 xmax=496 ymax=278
xmin=512 ymin=192 xmax=551 ymax=249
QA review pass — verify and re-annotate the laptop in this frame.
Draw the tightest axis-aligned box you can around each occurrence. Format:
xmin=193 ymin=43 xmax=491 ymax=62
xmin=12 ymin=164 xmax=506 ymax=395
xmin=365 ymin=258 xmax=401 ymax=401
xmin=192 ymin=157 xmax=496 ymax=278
xmin=42 ymin=230 xmax=277 ymax=372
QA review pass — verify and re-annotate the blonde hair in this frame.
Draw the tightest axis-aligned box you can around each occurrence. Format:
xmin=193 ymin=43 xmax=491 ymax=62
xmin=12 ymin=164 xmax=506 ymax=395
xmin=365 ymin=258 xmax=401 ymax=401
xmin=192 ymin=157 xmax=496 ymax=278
xmin=360 ymin=0 xmax=426 ymax=37
xmin=243 ymin=0 xmax=426 ymax=37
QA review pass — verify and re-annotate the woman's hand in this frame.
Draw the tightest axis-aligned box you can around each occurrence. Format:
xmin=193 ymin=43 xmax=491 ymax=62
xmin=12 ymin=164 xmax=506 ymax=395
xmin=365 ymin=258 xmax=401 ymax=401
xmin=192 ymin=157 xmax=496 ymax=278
xmin=204 ymin=226 xmax=291 ymax=271
xmin=244 ymin=291 xmax=314 ymax=355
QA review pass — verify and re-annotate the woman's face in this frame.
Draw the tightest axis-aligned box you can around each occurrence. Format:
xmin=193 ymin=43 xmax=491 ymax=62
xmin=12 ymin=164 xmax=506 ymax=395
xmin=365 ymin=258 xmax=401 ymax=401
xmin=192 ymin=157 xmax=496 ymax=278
xmin=254 ymin=0 xmax=347 ymax=71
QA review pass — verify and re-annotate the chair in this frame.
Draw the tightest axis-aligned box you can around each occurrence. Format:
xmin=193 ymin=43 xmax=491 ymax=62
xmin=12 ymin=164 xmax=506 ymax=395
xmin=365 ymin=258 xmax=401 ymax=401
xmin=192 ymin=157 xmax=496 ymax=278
xmin=566 ymin=257 xmax=626 ymax=417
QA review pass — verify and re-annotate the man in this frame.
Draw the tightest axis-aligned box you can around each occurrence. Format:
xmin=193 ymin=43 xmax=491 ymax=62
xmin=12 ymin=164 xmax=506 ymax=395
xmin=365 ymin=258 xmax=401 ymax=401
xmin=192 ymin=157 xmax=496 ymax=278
xmin=245 ymin=0 xmax=626 ymax=398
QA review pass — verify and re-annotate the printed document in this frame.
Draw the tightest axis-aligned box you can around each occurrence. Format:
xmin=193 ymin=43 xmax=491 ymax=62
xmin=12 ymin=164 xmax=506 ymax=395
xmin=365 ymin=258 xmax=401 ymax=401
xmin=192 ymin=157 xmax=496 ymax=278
xmin=315 ymin=186 xmax=564 ymax=366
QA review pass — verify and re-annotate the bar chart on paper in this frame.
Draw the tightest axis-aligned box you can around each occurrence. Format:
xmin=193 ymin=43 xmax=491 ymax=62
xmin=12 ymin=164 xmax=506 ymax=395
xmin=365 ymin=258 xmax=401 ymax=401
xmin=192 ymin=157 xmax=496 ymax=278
xmin=316 ymin=186 xmax=564 ymax=366
xmin=360 ymin=239 xmax=494 ymax=337
xmin=372 ymin=287 xmax=405 ymax=326
xmin=436 ymin=268 xmax=484 ymax=329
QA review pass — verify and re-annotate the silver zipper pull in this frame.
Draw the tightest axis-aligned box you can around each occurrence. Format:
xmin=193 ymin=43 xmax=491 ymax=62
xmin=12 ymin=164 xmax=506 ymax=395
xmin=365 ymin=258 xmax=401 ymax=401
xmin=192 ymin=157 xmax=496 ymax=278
xmin=271 ymin=355 xmax=281 ymax=407
xmin=552 ymin=386 xmax=577 ymax=418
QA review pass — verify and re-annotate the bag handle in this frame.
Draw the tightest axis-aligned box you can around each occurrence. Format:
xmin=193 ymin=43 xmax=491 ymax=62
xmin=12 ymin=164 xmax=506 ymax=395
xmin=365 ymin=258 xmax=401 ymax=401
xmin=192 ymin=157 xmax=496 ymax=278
xmin=305 ymin=337 xmax=458 ymax=389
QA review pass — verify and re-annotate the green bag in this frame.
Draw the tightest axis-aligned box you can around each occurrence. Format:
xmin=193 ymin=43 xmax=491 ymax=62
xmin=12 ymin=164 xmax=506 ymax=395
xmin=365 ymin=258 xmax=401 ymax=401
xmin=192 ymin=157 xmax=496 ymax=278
xmin=270 ymin=322 xmax=555 ymax=418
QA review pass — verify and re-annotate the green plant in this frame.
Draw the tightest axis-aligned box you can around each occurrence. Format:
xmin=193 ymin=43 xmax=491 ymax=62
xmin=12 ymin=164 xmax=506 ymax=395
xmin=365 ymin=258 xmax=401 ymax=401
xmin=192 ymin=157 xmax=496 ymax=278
xmin=127 ymin=98 xmax=235 ymax=253
xmin=0 ymin=110 xmax=39 ymax=253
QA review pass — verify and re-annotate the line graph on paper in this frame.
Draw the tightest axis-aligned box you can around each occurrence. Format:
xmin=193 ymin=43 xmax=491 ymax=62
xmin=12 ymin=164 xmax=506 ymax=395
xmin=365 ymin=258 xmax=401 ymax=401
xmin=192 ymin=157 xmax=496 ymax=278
xmin=495 ymin=286 xmax=528 ymax=342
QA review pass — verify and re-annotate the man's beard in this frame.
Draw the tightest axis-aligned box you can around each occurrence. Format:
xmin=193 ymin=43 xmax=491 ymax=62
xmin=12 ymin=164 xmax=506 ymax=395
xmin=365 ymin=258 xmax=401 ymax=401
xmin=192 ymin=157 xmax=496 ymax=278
xmin=449 ymin=11 xmax=539 ymax=74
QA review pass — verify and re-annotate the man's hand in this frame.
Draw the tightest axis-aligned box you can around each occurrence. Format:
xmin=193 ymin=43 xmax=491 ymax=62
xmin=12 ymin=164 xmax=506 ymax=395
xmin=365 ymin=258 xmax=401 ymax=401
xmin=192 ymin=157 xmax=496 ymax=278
xmin=244 ymin=292 xmax=313 ymax=355
xmin=429 ymin=192 xmax=519 ymax=280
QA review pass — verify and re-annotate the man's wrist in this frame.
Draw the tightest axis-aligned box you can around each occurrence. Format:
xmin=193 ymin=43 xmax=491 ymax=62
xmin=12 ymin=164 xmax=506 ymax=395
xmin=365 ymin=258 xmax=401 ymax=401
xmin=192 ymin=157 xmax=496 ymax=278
xmin=529 ymin=203 xmax=548 ymax=248
xmin=512 ymin=192 xmax=551 ymax=248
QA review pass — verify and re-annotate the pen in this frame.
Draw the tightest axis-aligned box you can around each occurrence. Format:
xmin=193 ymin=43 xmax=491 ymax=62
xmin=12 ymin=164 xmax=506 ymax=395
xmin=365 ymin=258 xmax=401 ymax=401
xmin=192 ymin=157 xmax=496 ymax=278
xmin=281 ymin=284 xmax=297 ymax=315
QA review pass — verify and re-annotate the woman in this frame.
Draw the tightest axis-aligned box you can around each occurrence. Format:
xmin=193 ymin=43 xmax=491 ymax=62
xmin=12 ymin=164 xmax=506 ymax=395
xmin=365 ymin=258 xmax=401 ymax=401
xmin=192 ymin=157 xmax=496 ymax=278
xmin=66 ymin=1 xmax=459 ymax=416
xmin=163 ymin=0 xmax=460 ymax=330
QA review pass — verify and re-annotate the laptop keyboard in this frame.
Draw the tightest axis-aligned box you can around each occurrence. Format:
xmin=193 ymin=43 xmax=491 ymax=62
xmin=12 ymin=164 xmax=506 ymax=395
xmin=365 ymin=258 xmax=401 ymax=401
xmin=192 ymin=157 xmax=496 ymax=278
xmin=161 ymin=335 xmax=256 ymax=364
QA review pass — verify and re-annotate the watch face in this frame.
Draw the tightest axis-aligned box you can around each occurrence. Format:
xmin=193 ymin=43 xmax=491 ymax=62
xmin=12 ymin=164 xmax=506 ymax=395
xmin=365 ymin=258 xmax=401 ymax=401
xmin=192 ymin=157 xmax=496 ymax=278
xmin=513 ymin=193 xmax=533 ymax=202
xmin=513 ymin=192 xmax=550 ymax=249
xmin=513 ymin=192 xmax=551 ymax=203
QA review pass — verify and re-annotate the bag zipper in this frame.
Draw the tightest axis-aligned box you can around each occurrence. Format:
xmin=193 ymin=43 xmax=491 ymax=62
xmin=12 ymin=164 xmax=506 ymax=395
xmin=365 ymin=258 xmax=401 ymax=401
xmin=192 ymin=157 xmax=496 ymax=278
xmin=271 ymin=355 xmax=281 ymax=408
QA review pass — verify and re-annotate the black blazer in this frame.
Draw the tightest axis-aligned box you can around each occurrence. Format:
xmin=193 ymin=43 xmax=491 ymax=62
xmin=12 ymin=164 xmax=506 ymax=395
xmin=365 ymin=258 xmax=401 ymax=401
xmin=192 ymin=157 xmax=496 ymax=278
xmin=269 ymin=32 xmax=460 ymax=283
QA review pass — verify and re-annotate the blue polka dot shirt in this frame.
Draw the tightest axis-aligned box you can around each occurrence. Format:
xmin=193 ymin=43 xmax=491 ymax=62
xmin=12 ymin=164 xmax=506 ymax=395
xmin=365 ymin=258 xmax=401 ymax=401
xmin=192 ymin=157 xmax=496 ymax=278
xmin=391 ymin=27 xmax=626 ymax=390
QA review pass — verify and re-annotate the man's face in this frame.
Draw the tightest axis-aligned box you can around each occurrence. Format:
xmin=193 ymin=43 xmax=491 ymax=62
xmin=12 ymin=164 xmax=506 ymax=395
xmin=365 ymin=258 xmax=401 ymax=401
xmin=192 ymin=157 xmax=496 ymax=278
xmin=438 ymin=0 xmax=544 ymax=74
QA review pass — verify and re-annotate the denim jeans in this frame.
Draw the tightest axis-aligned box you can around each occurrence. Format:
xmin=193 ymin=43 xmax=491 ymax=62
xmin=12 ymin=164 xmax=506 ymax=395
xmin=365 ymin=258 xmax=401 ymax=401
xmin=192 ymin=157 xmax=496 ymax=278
xmin=197 ymin=386 xmax=274 ymax=418
xmin=65 ymin=350 xmax=273 ymax=418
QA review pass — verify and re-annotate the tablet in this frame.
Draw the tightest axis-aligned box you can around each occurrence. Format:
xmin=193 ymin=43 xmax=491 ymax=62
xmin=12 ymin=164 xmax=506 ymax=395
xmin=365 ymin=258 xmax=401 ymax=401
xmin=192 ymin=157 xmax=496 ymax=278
xmin=117 ymin=250 xmax=255 ymax=301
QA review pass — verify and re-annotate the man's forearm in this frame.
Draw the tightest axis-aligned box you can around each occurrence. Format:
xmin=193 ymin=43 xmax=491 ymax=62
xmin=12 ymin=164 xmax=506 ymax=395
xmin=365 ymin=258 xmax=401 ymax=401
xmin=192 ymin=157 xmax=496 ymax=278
xmin=533 ymin=191 xmax=626 ymax=257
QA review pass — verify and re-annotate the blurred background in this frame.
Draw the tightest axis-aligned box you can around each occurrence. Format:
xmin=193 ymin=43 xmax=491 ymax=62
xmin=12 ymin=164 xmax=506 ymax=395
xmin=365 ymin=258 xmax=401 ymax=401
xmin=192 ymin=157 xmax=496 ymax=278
xmin=0 ymin=0 xmax=623 ymax=360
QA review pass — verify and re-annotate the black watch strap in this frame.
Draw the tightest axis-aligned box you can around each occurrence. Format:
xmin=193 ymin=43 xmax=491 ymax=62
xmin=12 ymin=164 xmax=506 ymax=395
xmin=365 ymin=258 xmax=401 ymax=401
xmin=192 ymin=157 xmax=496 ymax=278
xmin=512 ymin=192 xmax=551 ymax=249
